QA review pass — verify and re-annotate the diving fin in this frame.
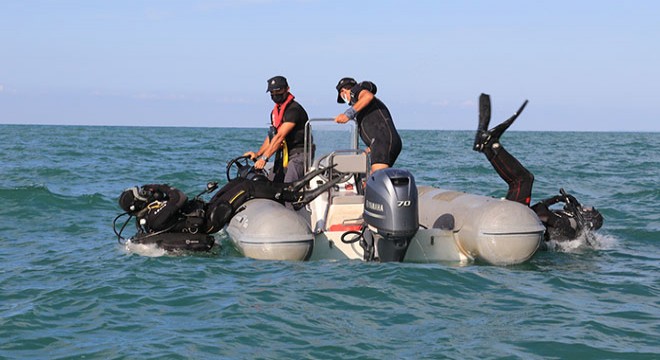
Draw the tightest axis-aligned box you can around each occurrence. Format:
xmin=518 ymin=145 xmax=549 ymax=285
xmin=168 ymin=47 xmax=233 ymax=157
xmin=474 ymin=97 xmax=528 ymax=152
xmin=489 ymin=100 xmax=528 ymax=141
xmin=479 ymin=93 xmax=492 ymax=131
xmin=473 ymin=93 xmax=492 ymax=152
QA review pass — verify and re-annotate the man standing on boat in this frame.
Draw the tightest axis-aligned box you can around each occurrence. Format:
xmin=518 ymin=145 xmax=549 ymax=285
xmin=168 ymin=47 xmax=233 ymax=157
xmin=244 ymin=76 xmax=309 ymax=183
xmin=334 ymin=77 xmax=402 ymax=174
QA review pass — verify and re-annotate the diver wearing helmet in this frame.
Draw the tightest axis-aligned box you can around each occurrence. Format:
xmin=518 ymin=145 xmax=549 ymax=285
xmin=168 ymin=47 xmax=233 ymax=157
xmin=334 ymin=77 xmax=402 ymax=174
xmin=473 ymin=93 xmax=603 ymax=242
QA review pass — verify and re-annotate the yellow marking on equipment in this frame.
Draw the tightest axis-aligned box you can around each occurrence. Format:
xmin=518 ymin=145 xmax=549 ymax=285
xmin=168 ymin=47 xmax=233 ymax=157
xmin=229 ymin=190 xmax=246 ymax=204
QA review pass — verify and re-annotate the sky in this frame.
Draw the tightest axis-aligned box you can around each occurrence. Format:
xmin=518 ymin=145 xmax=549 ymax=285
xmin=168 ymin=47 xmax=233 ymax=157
xmin=0 ymin=0 xmax=658 ymax=131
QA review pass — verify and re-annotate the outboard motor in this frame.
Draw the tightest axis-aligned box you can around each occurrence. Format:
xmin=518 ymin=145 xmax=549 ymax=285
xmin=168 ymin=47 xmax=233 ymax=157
xmin=363 ymin=168 xmax=419 ymax=262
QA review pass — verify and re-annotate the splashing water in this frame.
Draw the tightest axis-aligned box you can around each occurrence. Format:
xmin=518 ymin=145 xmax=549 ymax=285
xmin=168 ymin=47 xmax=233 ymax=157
xmin=547 ymin=231 xmax=618 ymax=252
xmin=121 ymin=240 xmax=168 ymax=257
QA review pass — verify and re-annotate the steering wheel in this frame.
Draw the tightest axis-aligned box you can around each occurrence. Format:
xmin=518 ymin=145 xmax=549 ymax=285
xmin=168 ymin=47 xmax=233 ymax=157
xmin=226 ymin=155 xmax=269 ymax=182
xmin=226 ymin=155 xmax=253 ymax=181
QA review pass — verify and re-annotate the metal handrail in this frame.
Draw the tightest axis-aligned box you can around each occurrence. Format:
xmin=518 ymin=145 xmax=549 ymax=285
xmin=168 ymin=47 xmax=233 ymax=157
xmin=303 ymin=118 xmax=358 ymax=173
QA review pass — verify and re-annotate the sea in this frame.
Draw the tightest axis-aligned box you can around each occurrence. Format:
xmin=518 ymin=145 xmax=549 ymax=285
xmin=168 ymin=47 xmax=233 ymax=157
xmin=0 ymin=124 xmax=658 ymax=359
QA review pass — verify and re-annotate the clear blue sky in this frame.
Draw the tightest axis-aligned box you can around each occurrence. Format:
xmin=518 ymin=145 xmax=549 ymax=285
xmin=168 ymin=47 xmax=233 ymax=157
xmin=1 ymin=0 xmax=658 ymax=131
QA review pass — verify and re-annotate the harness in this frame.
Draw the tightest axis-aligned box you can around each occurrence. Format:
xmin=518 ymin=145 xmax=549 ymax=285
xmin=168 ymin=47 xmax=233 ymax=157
xmin=270 ymin=93 xmax=295 ymax=168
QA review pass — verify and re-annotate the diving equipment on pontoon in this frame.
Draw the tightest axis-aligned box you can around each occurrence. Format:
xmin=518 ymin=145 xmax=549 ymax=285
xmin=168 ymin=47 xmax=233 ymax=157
xmin=113 ymin=156 xmax=341 ymax=253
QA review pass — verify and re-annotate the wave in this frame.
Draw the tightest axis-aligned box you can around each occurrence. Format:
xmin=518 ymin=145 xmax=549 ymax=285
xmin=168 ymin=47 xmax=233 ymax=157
xmin=0 ymin=185 xmax=114 ymax=216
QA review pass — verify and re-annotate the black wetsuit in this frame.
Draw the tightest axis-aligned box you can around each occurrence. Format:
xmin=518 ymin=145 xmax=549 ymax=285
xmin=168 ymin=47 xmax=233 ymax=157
xmin=348 ymin=83 xmax=402 ymax=166
xmin=483 ymin=143 xmax=534 ymax=206
xmin=531 ymin=196 xmax=578 ymax=241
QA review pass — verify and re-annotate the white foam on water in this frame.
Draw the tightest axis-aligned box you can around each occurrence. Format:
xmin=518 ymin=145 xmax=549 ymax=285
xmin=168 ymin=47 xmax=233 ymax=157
xmin=120 ymin=239 xmax=168 ymax=257
xmin=547 ymin=231 xmax=618 ymax=253
xmin=587 ymin=232 xmax=619 ymax=250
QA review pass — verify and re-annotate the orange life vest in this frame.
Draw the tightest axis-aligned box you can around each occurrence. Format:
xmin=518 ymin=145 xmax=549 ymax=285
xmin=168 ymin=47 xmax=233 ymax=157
xmin=271 ymin=93 xmax=295 ymax=129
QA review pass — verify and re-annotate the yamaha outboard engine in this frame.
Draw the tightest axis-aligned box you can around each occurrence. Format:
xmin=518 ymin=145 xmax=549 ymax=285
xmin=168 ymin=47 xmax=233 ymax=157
xmin=363 ymin=168 xmax=419 ymax=262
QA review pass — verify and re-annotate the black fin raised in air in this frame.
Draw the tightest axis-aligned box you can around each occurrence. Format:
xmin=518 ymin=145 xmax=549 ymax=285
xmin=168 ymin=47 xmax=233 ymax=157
xmin=489 ymin=100 xmax=528 ymax=141
xmin=478 ymin=93 xmax=491 ymax=131
xmin=473 ymin=95 xmax=528 ymax=152
xmin=473 ymin=93 xmax=491 ymax=152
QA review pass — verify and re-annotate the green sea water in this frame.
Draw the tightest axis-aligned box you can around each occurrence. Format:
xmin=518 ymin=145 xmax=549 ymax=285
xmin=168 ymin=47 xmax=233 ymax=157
xmin=0 ymin=125 xmax=658 ymax=359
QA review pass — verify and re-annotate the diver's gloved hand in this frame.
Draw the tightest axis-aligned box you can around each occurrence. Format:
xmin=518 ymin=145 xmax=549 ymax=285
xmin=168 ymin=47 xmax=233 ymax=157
xmin=541 ymin=191 xmax=581 ymax=208
xmin=540 ymin=195 xmax=563 ymax=207
xmin=557 ymin=188 xmax=581 ymax=207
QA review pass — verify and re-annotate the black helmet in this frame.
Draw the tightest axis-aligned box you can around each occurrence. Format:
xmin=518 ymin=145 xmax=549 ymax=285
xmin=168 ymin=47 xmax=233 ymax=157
xmin=336 ymin=77 xmax=357 ymax=103
xmin=581 ymin=206 xmax=604 ymax=231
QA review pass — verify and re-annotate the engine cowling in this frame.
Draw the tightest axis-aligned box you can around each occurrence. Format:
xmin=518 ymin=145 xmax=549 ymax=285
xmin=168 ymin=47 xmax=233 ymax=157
xmin=363 ymin=168 xmax=419 ymax=262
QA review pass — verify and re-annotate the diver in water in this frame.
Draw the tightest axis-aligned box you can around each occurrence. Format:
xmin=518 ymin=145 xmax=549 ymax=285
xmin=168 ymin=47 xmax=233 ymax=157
xmin=473 ymin=93 xmax=603 ymax=242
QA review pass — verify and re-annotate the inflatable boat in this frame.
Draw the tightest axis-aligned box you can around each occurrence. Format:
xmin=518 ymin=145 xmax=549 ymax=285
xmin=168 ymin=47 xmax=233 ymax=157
xmin=226 ymin=119 xmax=545 ymax=265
